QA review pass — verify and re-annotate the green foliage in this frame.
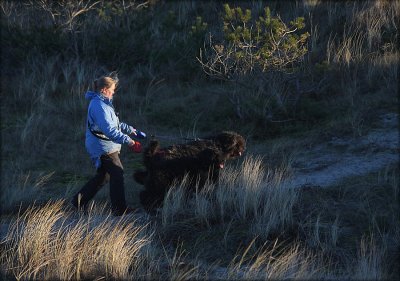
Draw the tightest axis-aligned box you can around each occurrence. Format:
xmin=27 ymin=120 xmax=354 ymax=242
xmin=163 ymin=10 xmax=180 ymax=31
xmin=219 ymin=4 xmax=310 ymax=75
xmin=222 ymin=5 xmax=251 ymax=43
xmin=190 ymin=16 xmax=208 ymax=38
xmin=199 ymin=4 xmax=310 ymax=83
xmin=196 ymin=4 xmax=314 ymax=137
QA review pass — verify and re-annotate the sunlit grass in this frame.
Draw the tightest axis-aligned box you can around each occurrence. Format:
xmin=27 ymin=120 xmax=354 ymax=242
xmin=0 ymin=200 xmax=154 ymax=280
xmin=1 ymin=163 xmax=398 ymax=280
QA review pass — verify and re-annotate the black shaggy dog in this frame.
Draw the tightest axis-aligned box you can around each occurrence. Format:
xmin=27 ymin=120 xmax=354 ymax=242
xmin=134 ymin=131 xmax=246 ymax=212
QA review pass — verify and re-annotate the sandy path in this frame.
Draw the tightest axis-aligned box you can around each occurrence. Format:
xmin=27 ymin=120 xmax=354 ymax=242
xmin=289 ymin=124 xmax=398 ymax=188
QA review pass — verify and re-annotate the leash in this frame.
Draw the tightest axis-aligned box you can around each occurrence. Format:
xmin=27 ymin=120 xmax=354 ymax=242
xmin=150 ymin=134 xmax=203 ymax=142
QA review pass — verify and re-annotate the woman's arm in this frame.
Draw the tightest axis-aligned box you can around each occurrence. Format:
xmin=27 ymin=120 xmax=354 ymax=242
xmin=120 ymin=122 xmax=135 ymax=135
xmin=91 ymin=104 xmax=132 ymax=145
xmin=121 ymin=122 xmax=147 ymax=139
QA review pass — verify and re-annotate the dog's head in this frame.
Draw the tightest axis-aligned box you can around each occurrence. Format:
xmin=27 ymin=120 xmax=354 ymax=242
xmin=213 ymin=131 xmax=246 ymax=160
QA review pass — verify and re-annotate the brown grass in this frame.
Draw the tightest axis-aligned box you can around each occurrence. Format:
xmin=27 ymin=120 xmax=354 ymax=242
xmin=1 ymin=201 xmax=154 ymax=280
xmin=1 ymin=162 xmax=398 ymax=280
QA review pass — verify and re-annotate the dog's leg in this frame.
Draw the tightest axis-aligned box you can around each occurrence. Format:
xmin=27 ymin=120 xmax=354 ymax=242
xmin=134 ymin=170 xmax=147 ymax=185
xmin=139 ymin=190 xmax=164 ymax=213
xmin=140 ymin=171 xmax=166 ymax=211
xmin=208 ymin=167 xmax=220 ymax=184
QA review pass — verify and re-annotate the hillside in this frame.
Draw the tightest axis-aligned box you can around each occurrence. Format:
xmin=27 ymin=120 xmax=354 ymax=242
xmin=1 ymin=0 xmax=399 ymax=280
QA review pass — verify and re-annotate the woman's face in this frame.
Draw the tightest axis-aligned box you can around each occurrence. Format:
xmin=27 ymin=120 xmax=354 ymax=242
xmin=101 ymin=83 xmax=116 ymax=98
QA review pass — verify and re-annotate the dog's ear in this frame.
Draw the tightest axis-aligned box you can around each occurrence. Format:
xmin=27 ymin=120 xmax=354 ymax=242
xmin=215 ymin=132 xmax=238 ymax=152
xmin=148 ymin=140 xmax=160 ymax=155
xmin=143 ymin=140 xmax=160 ymax=168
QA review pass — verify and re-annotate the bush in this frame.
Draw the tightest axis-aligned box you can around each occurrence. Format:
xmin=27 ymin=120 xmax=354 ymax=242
xmin=198 ymin=4 xmax=310 ymax=80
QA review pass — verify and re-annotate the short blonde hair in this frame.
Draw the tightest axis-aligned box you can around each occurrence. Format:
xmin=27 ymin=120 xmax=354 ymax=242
xmin=93 ymin=76 xmax=118 ymax=92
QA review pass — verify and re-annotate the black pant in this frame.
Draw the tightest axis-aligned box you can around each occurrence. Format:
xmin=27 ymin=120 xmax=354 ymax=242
xmin=72 ymin=152 xmax=127 ymax=214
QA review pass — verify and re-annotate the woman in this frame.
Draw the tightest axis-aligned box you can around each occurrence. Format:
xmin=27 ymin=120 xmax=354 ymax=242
xmin=71 ymin=75 xmax=146 ymax=216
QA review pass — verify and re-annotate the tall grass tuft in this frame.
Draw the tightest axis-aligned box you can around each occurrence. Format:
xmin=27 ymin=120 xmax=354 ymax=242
xmin=353 ymin=236 xmax=386 ymax=280
xmin=161 ymin=155 xmax=298 ymax=240
xmin=0 ymin=165 xmax=55 ymax=213
xmin=0 ymin=200 xmax=153 ymax=280
xmin=217 ymin=155 xmax=297 ymax=239
xmin=162 ymin=178 xmax=190 ymax=227
xmin=163 ymin=244 xmax=204 ymax=281
xmin=226 ymin=238 xmax=324 ymax=280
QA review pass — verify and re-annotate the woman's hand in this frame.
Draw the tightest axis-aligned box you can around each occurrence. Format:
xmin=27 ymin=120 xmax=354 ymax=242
xmin=128 ymin=140 xmax=142 ymax=153
xmin=132 ymin=129 xmax=147 ymax=139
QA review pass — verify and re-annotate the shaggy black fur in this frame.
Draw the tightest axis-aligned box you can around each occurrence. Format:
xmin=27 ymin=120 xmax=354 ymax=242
xmin=134 ymin=131 xmax=246 ymax=212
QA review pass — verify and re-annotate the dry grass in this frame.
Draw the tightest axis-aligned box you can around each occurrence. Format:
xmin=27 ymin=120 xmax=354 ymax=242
xmin=1 ymin=163 xmax=398 ymax=280
xmin=353 ymin=236 xmax=386 ymax=280
xmin=0 ymin=200 xmax=154 ymax=280
xmin=227 ymin=239 xmax=325 ymax=280
xmin=295 ymin=164 xmax=399 ymax=280
xmin=159 ymin=155 xmax=298 ymax=240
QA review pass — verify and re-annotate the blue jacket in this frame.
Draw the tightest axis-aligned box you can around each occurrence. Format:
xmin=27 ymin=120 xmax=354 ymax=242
xmin=85 ymin=91 xmax=135 ymax=168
